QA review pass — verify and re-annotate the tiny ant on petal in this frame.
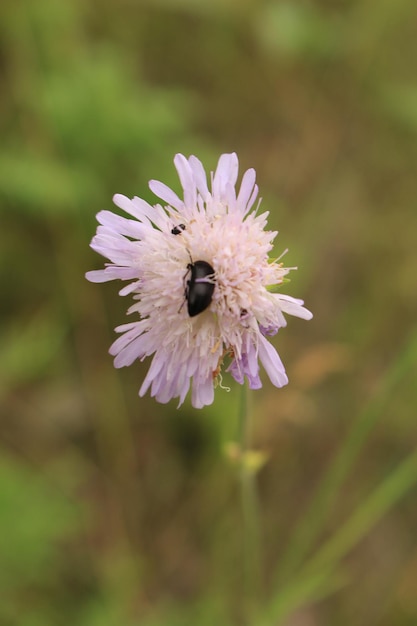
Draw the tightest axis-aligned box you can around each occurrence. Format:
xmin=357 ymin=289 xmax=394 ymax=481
xmin=171 ymin=224 xmax=186 ymax=235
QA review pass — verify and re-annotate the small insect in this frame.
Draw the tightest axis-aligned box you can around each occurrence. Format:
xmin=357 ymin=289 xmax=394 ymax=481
xmin=184 ymin=259 xmax=215 ymax=317
xmin=171 ymin=223 xmax=186 ymax=235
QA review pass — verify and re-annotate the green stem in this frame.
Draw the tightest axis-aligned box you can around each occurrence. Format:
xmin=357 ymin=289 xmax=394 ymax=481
xmin=238 ymin=383 xmax=261 ymax=622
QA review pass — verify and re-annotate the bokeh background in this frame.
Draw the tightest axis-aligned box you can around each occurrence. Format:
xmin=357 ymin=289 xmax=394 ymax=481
xmin=1 ymin=1 xmax=417 ymax=624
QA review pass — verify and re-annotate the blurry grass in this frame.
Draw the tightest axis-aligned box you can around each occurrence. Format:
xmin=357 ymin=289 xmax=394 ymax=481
xmin=275 ymin=326 xmax=417 ymax=584
xmin=0 ymin=307 xmax=66 ymax=398
xmin=265 ymin=446 xmax=417 ymax=624
xmin=0 ymin=454 xmax=82 ymax=625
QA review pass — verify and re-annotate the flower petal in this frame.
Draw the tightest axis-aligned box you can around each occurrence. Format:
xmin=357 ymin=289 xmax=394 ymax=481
xmin=174 ymin=153 xmax=197 ymax=208
xmin=148 ymin=180 xmax=184 ymax=211
xmin=258 ymin=334 xmax=288 ymax=388
xmin=236 ymin=168 xmax=258 ymax=214
xmin=188 ymin=155 xmax=210 ymax=200
xmin=212 ymin=153 xmax=239 ymax=201
xmin=275 ymin=294 xmax=313 ymax=320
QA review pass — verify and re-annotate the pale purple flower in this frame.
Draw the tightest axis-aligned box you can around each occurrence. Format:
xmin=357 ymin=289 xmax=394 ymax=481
xmin=86 ymin=153 xmax=312 ymax=408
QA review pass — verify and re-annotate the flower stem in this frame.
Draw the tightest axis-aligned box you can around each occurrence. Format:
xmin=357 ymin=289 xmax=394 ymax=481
xmin=238 ymin=383 xmax=261 ymax=622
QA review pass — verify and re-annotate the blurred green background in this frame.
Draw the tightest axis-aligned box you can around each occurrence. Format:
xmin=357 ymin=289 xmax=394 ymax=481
xmin=1 ymin=0 xmax=417 ymax=624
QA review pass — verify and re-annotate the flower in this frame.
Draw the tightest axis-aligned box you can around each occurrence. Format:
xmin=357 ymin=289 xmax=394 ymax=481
xmin=86 ymin=153 xmax=312 ymax=408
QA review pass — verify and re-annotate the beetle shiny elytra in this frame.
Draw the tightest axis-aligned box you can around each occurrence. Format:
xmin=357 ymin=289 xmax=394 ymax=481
xmin=184 ymin=260 xmax=215 ymax=317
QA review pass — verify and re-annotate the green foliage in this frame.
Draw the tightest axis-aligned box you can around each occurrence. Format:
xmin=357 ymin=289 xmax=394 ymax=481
xmin=380 ymin=84 xmax=417 ymax=132
xmin=0 ymin=454 xmax=82 ymax=624
xmin=0 ymin=308 xmax=66 ymax=395
xmin=255 ymin=2 xmax=344 ymax=60
xmin=0 ymin=0 xmax=195 ymax=218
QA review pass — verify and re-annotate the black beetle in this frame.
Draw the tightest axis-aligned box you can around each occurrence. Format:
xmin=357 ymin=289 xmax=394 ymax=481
xmin=171 ymin=223 xmax=186 ymax=235
xmin=184 ymin=260 xmax=215 ymax=317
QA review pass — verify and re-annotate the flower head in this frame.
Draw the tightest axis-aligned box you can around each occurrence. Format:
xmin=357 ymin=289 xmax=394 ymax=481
xmin=86 ymin=153 xmax=312 ymax=408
